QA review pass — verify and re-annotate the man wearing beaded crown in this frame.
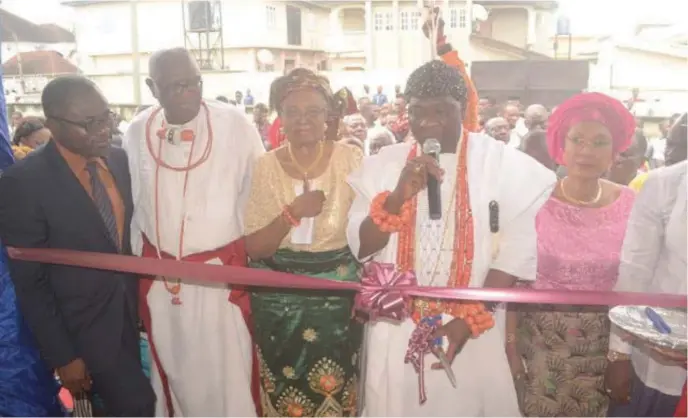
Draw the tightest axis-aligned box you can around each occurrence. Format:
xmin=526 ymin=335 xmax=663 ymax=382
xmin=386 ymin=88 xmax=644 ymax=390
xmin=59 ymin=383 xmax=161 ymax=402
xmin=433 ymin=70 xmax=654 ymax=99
xmin=123 ymin=47 xmax=264 ymax=416
xmin=346 ymin=40 xmax=557 ymax=415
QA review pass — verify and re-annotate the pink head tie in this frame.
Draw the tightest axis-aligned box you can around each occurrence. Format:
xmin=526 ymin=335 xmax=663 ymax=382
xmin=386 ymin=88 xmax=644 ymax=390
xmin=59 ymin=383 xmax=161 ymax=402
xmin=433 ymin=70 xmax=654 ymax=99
xmin=546 ymin=92 xmax=636 ymax=165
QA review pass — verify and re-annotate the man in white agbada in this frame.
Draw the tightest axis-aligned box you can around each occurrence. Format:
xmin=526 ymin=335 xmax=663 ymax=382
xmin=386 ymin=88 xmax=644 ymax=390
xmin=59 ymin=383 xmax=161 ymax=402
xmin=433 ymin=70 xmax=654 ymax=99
xmin=124 ymin=48 xmax=263 ymax=416
xmin=347 ymin=60 xmax=556 ymax=416
xmin=605 ymin=160 xmax=687 ymax=416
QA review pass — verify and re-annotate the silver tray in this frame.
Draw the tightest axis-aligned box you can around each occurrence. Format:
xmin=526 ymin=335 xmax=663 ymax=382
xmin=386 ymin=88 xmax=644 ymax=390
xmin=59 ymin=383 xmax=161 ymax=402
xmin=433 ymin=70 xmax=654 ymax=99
xmin=608 ymin=306 xmax=687 ymax=351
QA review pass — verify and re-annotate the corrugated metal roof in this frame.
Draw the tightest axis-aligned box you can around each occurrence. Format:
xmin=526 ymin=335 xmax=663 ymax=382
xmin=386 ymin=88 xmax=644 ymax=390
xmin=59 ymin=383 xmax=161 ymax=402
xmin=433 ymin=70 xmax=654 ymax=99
xmin=0 ymin=9 xmax=75 ymax=43
xmin=2 ymin=51 xmax=80 ymax=76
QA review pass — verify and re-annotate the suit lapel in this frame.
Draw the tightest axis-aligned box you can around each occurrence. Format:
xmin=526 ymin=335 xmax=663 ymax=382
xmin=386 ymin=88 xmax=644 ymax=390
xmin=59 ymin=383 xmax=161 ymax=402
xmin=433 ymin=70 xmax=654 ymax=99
xmin=44 ymin=141 xmax=117 ymax=251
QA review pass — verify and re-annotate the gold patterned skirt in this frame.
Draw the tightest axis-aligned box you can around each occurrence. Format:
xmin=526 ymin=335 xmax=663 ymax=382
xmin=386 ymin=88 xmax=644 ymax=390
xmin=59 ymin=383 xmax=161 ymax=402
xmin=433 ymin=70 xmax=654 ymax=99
xmin=518 ymin=305 xmax=610 ymax=417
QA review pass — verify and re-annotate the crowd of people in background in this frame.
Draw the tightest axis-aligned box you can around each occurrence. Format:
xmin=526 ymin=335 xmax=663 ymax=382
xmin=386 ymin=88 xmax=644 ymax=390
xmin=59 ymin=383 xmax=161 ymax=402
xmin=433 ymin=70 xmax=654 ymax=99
xmin=9 ymin=77 xmax=681 ymax=184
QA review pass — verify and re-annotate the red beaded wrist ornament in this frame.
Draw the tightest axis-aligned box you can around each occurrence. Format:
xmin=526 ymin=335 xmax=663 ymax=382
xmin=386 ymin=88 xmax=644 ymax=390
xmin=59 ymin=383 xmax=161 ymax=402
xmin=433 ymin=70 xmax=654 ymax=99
xmin=452 ymin=302 xmax=495 ymax=338
xmin=282 ymin=205 xmax=300 ymax=227
xmin=370 ymin=191 xmax=413 ymax=233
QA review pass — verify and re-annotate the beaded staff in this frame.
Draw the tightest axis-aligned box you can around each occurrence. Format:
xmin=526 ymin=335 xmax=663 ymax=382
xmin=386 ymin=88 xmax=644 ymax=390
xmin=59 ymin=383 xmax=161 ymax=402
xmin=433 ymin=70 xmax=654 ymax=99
xmin=419 ymin=0 xmax=443 ymax=59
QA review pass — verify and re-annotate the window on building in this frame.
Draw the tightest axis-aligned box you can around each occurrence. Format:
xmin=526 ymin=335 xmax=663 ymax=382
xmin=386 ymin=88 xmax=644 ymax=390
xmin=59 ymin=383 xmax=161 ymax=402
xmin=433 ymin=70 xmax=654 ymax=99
xmin=449 ymin=9 xmax=457 ymax=28
xmin=258 ymin=62 xmax=276 ymax=72
xmin=400 ymin=11 xmax=409 ymax=30
xmin=459 ymin=8 xmax=467 ymax=28
xmin=374 ymin=12 xmax=383 ymax=31
xmin=449 ymin=8 xmax=467 ymax=29
xmin=410 ymin=11 xmax=421 ymax=30
xmin=266 ymin=5 xmax=276 ymax=28
xmin=384 ymin=11 xmax=393 ymax=31
xmin=284 ymin=59 xmax=296 ymax=72
xmin=286 ymin=5 xmax=302 ymax=46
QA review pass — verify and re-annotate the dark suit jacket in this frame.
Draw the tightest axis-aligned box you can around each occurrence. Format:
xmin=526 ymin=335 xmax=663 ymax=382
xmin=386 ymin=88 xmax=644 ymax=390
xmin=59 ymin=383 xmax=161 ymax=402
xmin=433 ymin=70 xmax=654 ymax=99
xmin=0 ymin=140 xmax=139 ymax=374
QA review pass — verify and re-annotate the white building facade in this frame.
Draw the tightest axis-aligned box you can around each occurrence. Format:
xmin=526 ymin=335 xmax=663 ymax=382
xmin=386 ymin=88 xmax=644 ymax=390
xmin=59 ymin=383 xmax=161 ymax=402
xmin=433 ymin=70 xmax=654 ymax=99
xmin=326 ymin=0 xmax=558 ymax=71
xmin=64 ymin=0 xmax=558 ymax=104
xmin=585 ymin=40 xmax=688 ymax=118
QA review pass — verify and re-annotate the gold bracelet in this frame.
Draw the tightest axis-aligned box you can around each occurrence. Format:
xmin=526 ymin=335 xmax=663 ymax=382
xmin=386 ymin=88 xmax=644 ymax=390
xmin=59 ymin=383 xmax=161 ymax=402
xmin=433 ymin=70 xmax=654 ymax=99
xmin=607 ymin=351 xmax=631 ymax=362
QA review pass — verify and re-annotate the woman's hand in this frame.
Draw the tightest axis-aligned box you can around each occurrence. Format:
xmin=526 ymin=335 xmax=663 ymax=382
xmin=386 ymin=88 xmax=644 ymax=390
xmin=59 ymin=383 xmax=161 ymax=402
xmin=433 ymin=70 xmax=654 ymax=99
xmin=289 ymin=178 xmax=326 ymax=220
xmin=387 ymin=156 xmax=443 ymax=211
xmin=429 ymin=318 xmax=471 ymax=369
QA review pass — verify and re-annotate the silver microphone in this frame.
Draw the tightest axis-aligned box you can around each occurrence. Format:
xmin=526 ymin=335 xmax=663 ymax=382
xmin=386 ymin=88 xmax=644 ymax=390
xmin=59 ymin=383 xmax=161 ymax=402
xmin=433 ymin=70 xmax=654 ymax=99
xmin=422 ymin=139 xmax=442 ymax=220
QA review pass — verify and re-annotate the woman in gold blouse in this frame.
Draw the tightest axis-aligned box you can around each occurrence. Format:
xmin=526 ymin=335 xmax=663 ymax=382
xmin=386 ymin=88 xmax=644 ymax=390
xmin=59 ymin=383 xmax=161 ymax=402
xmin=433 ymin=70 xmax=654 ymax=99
xmin=243 ymin=69 xmax=363 ymax=417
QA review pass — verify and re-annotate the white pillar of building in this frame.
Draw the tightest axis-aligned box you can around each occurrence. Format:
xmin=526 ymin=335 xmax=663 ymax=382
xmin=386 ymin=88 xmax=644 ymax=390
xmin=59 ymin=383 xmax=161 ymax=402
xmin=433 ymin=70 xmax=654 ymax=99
xmin=364 ymin=0 xmax=374 ymax=69
xmin=465 ymin=0 xmax=474 ymax=69
xmin=393 ymin=0 xmax=400 ymax=67
xmin=526 ymin=6 xmax=536 ymax=48
xmin=249 ymin=49 xmax=257 ymax=72
xmin=130 ymin=0 xmax=141 ymax=105
xmin=329 ymin=8 xmax=341 ymax=35
xmin=329 ymin=7 xmax=342 ymax=52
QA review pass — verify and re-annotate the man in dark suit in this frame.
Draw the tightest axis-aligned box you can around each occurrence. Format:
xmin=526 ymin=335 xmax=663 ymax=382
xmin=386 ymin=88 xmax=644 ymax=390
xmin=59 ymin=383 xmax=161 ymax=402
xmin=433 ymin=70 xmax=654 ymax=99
xmin=0 ymin=75 xmax=155 ymax=416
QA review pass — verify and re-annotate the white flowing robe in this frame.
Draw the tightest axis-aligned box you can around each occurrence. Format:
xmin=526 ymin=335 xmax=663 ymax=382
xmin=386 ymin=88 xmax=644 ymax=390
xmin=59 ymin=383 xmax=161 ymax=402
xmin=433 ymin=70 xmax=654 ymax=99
xmin=347 ymin=134 xmax=556 ymax=417
xmin=124 ymin=100 xmax=265 ymax=417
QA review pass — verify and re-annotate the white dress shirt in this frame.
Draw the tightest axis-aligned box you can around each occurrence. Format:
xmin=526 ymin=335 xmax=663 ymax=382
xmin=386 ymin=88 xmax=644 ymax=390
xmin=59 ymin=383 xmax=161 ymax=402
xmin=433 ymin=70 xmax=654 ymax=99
xmin=507 ymin=118 xmax=526 ymax=149
xmin=609 ymin=161 xmax=687 ymax=396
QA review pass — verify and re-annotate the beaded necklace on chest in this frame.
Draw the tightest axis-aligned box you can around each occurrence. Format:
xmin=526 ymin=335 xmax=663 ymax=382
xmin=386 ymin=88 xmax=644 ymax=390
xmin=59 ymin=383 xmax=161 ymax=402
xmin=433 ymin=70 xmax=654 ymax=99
xmin=416 ymin=151 xmax=458 ymax=288
xmin=397 ymin=129 xmax=477 ymax=330
xmin=367 ymin=130 xmax=495 ymax=338
xmin=144 ymin=102 xmax=214 ymax=305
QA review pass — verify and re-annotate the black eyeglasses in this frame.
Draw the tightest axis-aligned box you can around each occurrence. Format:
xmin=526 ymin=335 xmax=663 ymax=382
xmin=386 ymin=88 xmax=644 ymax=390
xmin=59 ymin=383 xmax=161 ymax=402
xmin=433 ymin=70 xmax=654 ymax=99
xmin=49 ymin=110 xmax=116 ymax=133
xmin=159 ymin=77 xmax=203 ymax=96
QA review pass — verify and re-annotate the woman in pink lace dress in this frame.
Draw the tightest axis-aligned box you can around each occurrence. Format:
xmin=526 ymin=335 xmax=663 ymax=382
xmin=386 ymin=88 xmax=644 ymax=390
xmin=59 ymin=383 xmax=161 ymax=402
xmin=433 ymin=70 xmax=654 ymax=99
xmin=505 ymin=93 xmax=637 ymax=417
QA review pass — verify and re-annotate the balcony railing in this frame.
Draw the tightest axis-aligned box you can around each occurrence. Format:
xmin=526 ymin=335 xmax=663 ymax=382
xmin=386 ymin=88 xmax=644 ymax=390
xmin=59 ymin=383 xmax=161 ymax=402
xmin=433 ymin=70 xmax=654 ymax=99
xmin=326 ymin=31 xmax=365 ymax=54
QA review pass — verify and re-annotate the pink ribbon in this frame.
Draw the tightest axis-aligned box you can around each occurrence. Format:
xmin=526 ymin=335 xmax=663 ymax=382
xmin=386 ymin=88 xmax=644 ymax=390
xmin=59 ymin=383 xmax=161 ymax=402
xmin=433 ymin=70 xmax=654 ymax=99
xmin=6 ymin=248 xmax=687 ymax=308
xmin=7 ymin=249 xmax=687 ymax=405
xmin=354 ymin=262 xmax=415 ymax=321
xmin=404 ymin=321 xmax=435 ymax=405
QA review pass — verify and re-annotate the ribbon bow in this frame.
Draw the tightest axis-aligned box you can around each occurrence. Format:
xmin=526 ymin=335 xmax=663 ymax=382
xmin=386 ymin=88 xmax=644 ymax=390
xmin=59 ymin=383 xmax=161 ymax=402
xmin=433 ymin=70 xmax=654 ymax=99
xmin=354 ymin=262 xmax=416 ymax=321
xmin=404 ymin=321 xmax=435 ymax=404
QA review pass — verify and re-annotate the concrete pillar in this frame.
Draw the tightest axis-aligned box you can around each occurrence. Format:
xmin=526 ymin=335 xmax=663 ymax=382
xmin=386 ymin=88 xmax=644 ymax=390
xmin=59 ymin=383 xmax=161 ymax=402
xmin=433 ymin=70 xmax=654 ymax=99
xmin=393 ymin=0 xmax=400 ymax=67
xmin=249 ymin=49 xmax=257 ymax=72
xmin=328 ymin=8 xmax=341 ymax=52
xmin=526 ymin=6 xmax=536 ymax=48
xmin=364 ymin=0 xmax=374 ymax=69
xmin=465 ymin=0 xmax=474 ymax=67
xmin=329 ymin=7 xmax=342 ymax=35
xmin=130 ymin=0 xmax=141 ymax=105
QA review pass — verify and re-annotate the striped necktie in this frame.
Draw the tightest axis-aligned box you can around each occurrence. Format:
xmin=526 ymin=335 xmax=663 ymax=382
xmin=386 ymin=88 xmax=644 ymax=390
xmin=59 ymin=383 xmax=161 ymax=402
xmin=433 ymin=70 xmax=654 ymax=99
xmin=86 ymin=161 xmax=119 ymax=251
xmin=72 ymin=393 xmax=93 ymax=417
